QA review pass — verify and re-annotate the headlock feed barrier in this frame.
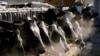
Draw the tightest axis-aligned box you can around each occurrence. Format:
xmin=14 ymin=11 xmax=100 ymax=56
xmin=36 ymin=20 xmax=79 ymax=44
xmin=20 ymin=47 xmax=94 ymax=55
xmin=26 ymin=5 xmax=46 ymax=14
xmin=0 ymin=1 xmax=99 ymax=56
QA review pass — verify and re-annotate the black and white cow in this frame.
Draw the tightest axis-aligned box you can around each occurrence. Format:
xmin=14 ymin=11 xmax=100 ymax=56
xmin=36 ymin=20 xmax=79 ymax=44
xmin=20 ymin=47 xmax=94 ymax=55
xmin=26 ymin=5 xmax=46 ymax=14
xmin=0 ymin=21 xmax=22 ymax=56
xmin=0 ymin=18 xmax=45 ymax=56
xmin=43 ymin=8 xmax=57 ymax=25
xmin=82 ymin=4 xmax=98 ymax=23
xmin=0 ymin=2 xmax=98 ymax=55
xmin=65 ymin=2 xmax=98 ymax=47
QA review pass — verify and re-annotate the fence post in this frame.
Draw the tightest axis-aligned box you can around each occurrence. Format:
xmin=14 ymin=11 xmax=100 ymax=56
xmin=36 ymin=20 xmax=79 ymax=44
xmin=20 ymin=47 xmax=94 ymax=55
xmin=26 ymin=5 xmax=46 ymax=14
xmin=94 ymin=0 xmax=100 ymax=26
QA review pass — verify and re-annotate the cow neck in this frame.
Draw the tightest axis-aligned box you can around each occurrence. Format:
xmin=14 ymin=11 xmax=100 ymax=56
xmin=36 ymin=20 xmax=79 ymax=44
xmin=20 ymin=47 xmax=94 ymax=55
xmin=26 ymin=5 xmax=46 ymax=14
xmin=30 ymin=20 xmax=46 ymax=48
xmin=39 ymin=21 xmax=49 ymax=37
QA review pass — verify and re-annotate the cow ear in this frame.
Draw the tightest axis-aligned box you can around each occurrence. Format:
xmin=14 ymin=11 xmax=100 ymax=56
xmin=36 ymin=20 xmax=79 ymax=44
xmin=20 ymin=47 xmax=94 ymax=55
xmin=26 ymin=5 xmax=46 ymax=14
xmin=91 ymin=13 xmax=98 ymax=18
xmin=67 ymin=5 xmax=73 ymax=11
xmin=27 ymin=3 xmax=32 ymax=7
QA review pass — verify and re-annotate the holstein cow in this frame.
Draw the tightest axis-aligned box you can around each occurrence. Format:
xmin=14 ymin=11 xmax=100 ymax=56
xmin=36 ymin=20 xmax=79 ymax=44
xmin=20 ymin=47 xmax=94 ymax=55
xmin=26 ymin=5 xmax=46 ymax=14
xmin=82 ymin=4 xmax=98 ymax=25
xmin=0 ymin=21 xmax=23 ymax=56
xmin=43 ymin=8 xmax=57 ymax=25
xmin=38 ymin=21 xmax=51 ymax=46
xmin=21 ymin=19 xmax=45 ymax=55
xmin=57 ymin=11 xmax=75 ymax=43
xmin=66 ymin=1 xmax=98 ymax=47
xmin=49 ymin=23 xmax=71 ymax=53
xmin=55 ymin=1 xmax=85 ymax=47
xmin=0 ymin=18 xmax=45 ymax=56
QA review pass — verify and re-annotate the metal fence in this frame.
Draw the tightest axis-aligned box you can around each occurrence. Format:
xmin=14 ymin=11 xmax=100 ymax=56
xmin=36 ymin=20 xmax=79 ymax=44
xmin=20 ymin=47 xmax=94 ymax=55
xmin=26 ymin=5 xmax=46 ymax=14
xmin=1 ymin=0 xmax=44 ymax=4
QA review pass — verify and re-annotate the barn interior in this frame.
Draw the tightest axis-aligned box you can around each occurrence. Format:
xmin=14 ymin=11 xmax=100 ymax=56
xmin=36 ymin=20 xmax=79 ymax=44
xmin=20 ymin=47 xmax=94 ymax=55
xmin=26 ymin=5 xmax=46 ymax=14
xmin=0 ymin=0 xmax=100 ymax=56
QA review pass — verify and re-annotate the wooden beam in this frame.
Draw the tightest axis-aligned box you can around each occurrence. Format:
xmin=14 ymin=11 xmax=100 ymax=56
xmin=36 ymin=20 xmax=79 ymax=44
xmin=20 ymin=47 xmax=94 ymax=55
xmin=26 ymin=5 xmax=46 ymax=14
xmin=45 ymin=0 xmax=75 ymax=6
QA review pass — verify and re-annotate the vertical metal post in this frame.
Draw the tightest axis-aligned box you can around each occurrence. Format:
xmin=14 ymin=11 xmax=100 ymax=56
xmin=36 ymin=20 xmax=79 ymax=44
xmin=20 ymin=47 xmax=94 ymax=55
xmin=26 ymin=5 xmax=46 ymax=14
xmin=94 ymin=0 xmax=100 ymax=26
xmin=94 ymin=0 xmax=100 ymax=17
xmin=58 ymin=0 xmax=64 ymax=6
xmin=58 ymin=0 xmax=64 ymax=10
